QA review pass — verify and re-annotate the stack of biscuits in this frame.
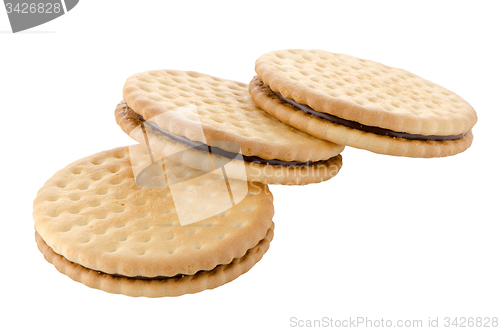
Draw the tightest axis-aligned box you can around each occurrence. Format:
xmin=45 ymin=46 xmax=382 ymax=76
xmin=33 ymin=49 xmax=477 ymax=297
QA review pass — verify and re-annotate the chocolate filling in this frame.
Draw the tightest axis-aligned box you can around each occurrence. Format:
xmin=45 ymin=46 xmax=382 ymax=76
xmin=36 ymin=230 xmax=270 ymax=282
xmin=104 ymin=232 xmax=269 ymax=281
xmin=138 ymin=115 xmax=315 ymax=167
xmin=273 ymin=89 xmax=465 ymax=141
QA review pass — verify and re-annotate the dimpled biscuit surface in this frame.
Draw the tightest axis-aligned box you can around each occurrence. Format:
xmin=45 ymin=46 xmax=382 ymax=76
xmin=255 ymin=49 xmax=477 ymax=136
xmin=122 ymin=70 xmax=343 ymax=162
xmin=33 ymin=146 xmax=274 ymax=278
xmin=115 ymin=101 xmax=343 ymax=185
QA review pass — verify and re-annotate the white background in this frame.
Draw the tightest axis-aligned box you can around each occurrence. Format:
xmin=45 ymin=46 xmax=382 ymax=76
xmin=1 ymin=1 xmax=499 ymax=330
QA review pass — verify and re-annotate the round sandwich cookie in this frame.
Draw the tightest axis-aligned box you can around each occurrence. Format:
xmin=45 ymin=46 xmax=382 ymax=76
xmin=33 ymin=146 xmax=275 ymax=297
xmin=250 ymin=49 xmax=477 ymax=158
xmin=117 ymin=70 xmax=343 ymax=185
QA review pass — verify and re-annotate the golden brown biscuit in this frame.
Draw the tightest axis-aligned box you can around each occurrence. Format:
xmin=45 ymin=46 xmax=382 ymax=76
xmin=120 ymin=70 xmax=344 ymax=184
xmin=33 ymin=146 xmax=275 ymax=296
xmin=115 ymin=101 xmax=343 ymax=185
xmin=251 ymin=49 xmax=477 ymax=157
xmin=35 ymin=227 xmax=273 ymax=297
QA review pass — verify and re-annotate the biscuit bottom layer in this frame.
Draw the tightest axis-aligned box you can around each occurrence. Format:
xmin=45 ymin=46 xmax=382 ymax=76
xmin=270 ymin=86 xmax=466 ymax=141
xmin=35 ymin=227 xmax=273 ymax=293
xmin=137 ymin=113 xmax=331 ymax=166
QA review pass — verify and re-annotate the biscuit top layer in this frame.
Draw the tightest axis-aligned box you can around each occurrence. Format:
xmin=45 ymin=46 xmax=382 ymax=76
xmin=123 ymin=70 xmax=343 ymax=162
xmin=255 ymin=49 xmax=477 ymax=136
xmin=33 ymin=147 xmax=274 ymax=278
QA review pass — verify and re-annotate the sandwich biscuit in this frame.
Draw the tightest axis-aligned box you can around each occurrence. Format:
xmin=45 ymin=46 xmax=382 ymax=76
xmin=33 ymin=146 xmax=274 ymax=297
xmin=117 ymin=70 xmax=343 ymax=185
xmin=250 ymin=49 xmax=477 ymax=157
